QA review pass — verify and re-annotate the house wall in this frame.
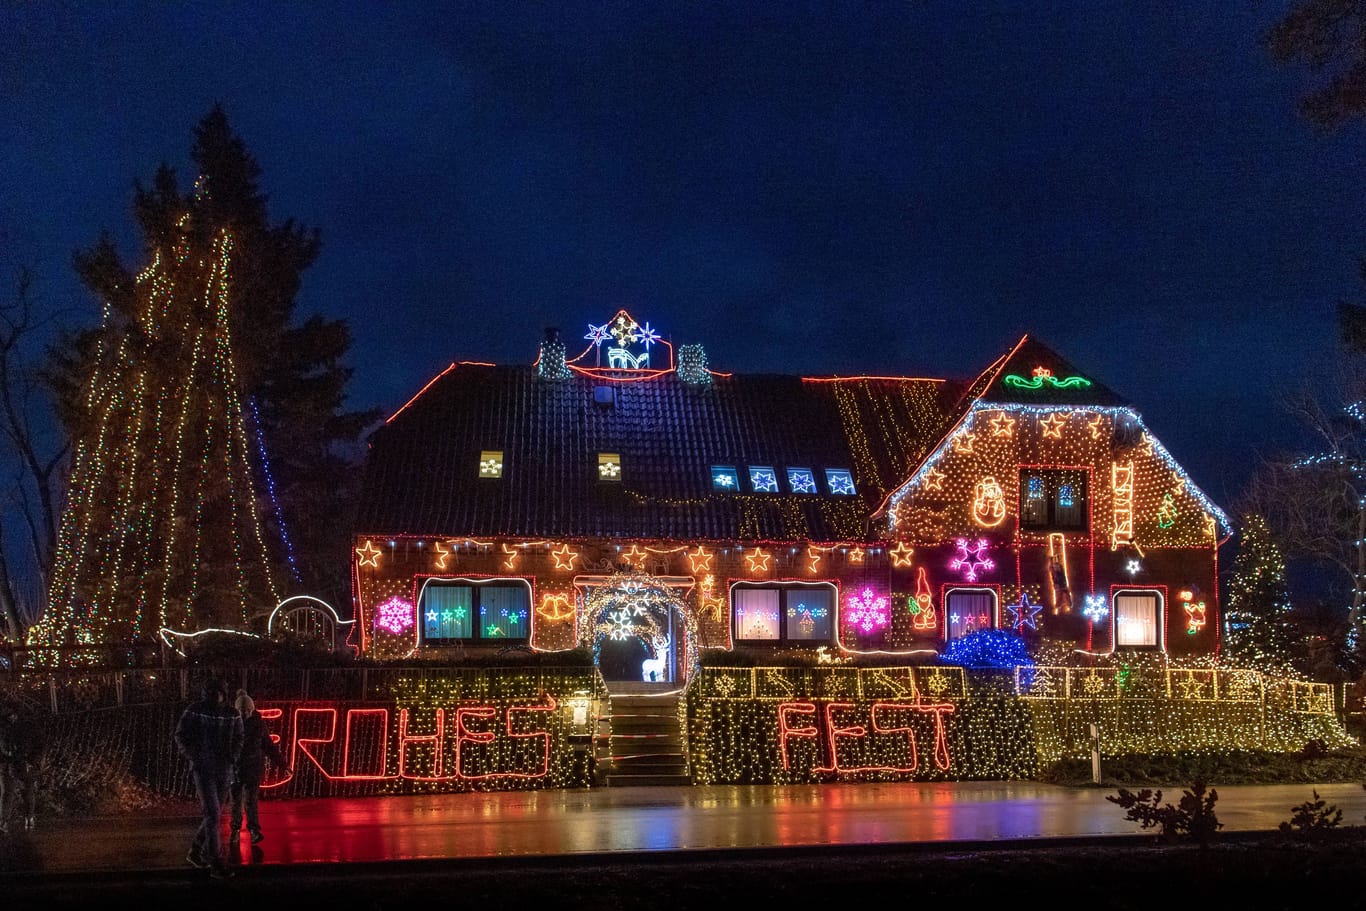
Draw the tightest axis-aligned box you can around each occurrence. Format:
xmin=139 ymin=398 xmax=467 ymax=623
xmin=886 ymin=406 xmax=1221 ymax=656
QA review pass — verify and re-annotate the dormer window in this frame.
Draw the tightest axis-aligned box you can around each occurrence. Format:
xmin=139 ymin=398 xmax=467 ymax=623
xmin=749 ymin=466 xmax=779 ymax=492
xmin=787 ymin=468 xmax=817 ymax=494
xmin=479 ymin=450 xmax=504 ymax=478
xmin=598 ymin=452 xmax=622 ymax=481
xmin=711 ymin=466 xmax=739 ymax=490
xmin=825 ymin=469 xmax=856 ymax=495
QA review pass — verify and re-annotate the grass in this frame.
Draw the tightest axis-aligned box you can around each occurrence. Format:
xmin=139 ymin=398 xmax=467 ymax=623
xmin=1038 ymin=744 xmax=1366 ymax=788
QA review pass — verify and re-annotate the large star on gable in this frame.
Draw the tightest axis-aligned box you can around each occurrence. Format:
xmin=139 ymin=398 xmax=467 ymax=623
xmin=989 ymin=412 xmax=1016 ymax=438
xmin=551 ymin=543 xmax=579 ymax=571
xmin=1005 ymin=592 xmax=1042 ymax=631
xmin=1039 ymin=413 xmax=1067 ymax=439
xmin=889 ymin=541 xmax=915 ymax=568
xmin=922 ymin=467 xmax=947 ymax=492
xmin=951 ymin=431 xmax=977 ymax=454
xmin=745 ymin=547 xmax=772 ymax=574
xmin=685 ymin=546 xmax=714 ymax=573
xmin=355 ymin=539 xmax=382 ymax=568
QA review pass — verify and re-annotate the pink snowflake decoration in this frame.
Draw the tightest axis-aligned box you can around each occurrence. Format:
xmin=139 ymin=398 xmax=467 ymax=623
xmin=374 ymin=596 xmax=415 ymax=635
xmin=844 ymin=587 xmax=890 ymax=634
xmin=950 ymin=537 xmax=995 ymax=582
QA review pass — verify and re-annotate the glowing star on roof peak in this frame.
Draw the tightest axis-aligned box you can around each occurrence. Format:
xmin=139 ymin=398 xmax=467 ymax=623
xmin=1039 ymin=413 xmax=1067 ymax=439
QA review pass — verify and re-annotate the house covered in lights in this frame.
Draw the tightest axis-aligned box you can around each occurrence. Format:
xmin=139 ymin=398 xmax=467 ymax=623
xmin=351 ymin=310 xmax=1231 ymax=683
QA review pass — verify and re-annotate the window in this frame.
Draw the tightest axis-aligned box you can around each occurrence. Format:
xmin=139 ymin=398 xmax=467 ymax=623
xmin=732 ymin=582 xmax=835 ymax=644
xmin=945 ymin=588 xmax=997 ymax=639
xmin=419 ymin=580 xmax=531 ymax=644
xmin=1018 ymin=469 xmax=1087 ymax=530
xmin=479 ymin=450 xmax=504 ymax=478
xmin=749 ymin=466 xmax=779 ymax=493
xmin=598 ymin=452 xmax=622 ymax=481
xmin=825 ymin=469 xmax=856 ymax=495
xmin=787 ymin=468 xmax=817 ymax=494
xmin=711 ymin=465 xmax=739 ymax=490
xmin=1114 ymin=589 xmax=1161 ymax=648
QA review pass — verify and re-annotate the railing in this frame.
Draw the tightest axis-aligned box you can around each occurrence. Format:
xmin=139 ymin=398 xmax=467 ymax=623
xmin=692 ymin=665 xmax=968 ymax=701
xmin=4 ymin=665 xmax=607 ymax=714
xmin=1014 ymin=665 xmax=1333 ymax=714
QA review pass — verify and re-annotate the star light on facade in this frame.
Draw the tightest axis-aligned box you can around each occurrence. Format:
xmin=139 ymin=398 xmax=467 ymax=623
xmin=989 ymin=412 xmax=1016 ymax=437
xmin=949 ymin=538 xmax=995 ymax=582
xmin=1005 ymin=592 xmax=1042 ymax=631
xmin=355 ymin=539 xmax=382 ymax=568
xmin=922 ymin=467 xmax=946 ymax=491
xmin=374 ymin=596 xmax=414 ymax=635
xmin=550 ymin=543 xmax=579 ymax=571
xmin=844 ymin=587 xmax=890 ymax=633
xmin=889 ymin=541 xmax=915 ymax=568
xmin=952 ymin=430 xmax=977 ymax=454
xmin=621 ymin=545 xmax=649 ymax=569
xmin=1082 ymin=594 xmax=1109 ymax=624
xmin=686 ymin=546 xmax=714 ymax=573
xmin=745 ymin=547 xmax=772 ymax=573
xmin=1039 ymin=413 xmax=1067 ymax=439
xmin=585 ymin=323 xmax=611 ymax=346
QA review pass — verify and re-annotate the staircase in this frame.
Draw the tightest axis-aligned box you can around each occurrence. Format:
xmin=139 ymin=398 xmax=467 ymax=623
xmin=599 ymin=681 xmax=690 ymax=786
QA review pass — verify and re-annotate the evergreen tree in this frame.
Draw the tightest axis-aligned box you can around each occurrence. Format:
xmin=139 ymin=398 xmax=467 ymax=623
xmin=35 ymin=107 xmax=377 ymax=655
xmin=1223 ymin=513 xmax=1296 ymax=671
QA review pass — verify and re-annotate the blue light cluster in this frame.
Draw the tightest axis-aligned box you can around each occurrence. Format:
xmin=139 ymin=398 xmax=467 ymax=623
xmin=939 ymin=628 xmax=1033 ymax=670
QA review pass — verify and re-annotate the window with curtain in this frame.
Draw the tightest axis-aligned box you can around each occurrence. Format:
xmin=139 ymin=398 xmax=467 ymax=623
xmin=946 ymin=589 xmax=996 ymax=639
xmin=1018 ymin=469 xmax=1088 ymax=531
xmin=1115 ymin=591 xmax=1160 ymax=647
xmin=419 ymin=581 xmax=530 ymax=644
xmin=732 ymin=583 xmax=836 ymax=644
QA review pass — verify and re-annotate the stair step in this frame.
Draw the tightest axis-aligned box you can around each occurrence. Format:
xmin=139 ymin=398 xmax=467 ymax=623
xmin=605 ymin=774 xmax=692 ymax=787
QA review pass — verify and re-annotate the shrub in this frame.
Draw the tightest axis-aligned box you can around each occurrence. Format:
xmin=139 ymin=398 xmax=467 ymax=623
xmin=1279 ymin=790 xmax=1343 ymax=838
xmin=1106 ymin=780 xmax=1222 ymax=844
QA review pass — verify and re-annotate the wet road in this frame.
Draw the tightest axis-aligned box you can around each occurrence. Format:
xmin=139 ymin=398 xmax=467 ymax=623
xmin=14 ymin=780 xmax=1366 ymax=873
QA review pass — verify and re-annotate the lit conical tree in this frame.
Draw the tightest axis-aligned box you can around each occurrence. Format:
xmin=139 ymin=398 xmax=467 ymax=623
xmin=27 ymin=192 xmax=282 ymax=662
xmin=1223 ymin=513 xmax=1296 ymax=671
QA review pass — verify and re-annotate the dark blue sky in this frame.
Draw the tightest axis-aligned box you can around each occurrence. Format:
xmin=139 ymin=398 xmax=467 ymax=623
xmin=3 ymin=2 xmax=1363 ymax=511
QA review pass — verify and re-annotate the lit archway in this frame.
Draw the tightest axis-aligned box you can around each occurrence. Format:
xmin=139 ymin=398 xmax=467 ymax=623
xmin=578 ymin=572 xmax=700 ymax=682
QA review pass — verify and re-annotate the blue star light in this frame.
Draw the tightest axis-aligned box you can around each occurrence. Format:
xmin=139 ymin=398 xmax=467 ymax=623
xmin=1005 ymin=592 xmax=1042 ymax=631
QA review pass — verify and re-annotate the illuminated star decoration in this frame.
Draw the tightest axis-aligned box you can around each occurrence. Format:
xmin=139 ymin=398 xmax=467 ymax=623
xmin=787 ymin=469 xmax=817 ymax=493
xmin=847 ymin=547 xmax=865 ymax=564
xmin=599 ymin=459 xmax=621 ymax=479
xmin=584 ymin=323 xmax=611 ymax=346
xmin=374 ymin=596 xmax=414 ymax=635
xmin=952 ymin=431 xmax=977 ymax=454
xmin=1087 ymin=414 xmax=1105 ymax=440
xmin=1039 ymin=413 xmax=1067 ymax=439
xmin=713 ymin=472 xmax=736 ymax=489
xmin=610 ymin=312 xmax=639 ymax=345
xmin=434 ymin=540 xmax=454 ymax=570
xmin=949 ymin=538 xmax=995 ymax=582
xmin=634 ymin=321 xmax=660 ymax=349
xmin=501 ymin=543 xmax=520 ymax=569
xmin=686 ymin=546 xmax=714 ymax=573
xmin=745 ymin=547 xmax=772 ymax=573
xmin=1126 ymin=559 xmax=1141 ymax=576
xmin=989 ymin=412 xmax=1016 ymax=437
xmin=922 ymin=467 xmax=946 ymax=491
xmin=425 ymin=609 xmax=438 ymax=623
xmin=806 ymin=546 xmax=823 ymax=574
xmin=889 ymin=541 xmax=915 ymax=568
xmin=1005 ymin=592 xmax=1042 ymax=631
xmin=551 ymin=543 xmax=579 ymax=571
xmin=621 ymin=545 xmax=649 ymax=569
xmin=844 ymin=588 xmax=891 ymax=634
xmin=1082 ymin=594 xmax=1109 ymax=624
xmin=355 ymin=539 xmax=382 ymax=568
xmin=750 ymin=468 xmax=779 ymax=492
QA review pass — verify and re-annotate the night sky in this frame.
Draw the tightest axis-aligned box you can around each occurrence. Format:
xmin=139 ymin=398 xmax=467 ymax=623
xmin=4 ymin=2 xmax=1364 ymax=512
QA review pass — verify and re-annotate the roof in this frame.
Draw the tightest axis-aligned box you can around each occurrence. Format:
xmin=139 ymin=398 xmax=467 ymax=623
xmin=354 ymin=365 xmax=961 ymax=542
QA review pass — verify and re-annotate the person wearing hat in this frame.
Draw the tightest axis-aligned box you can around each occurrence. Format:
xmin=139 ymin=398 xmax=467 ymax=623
xmin=174 ymin=679 xmax=243 ymax=878
xmin=229 ymin=688 xmax=289 ymax=848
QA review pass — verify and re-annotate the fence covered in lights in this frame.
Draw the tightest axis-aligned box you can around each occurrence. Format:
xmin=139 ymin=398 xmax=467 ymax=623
xmin=9 ymin=662 xmax=1351 ymax=798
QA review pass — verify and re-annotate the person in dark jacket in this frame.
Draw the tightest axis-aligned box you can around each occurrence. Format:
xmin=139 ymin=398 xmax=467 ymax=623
xmin=175 ymin=679 xmax=243 ymax=877
xmin=229 ymin=688 xmax=289 ymax=847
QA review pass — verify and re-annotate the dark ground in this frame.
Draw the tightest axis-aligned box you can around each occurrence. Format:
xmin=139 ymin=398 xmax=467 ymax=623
xmin=7 ymin=829 xmax=1366 ymax=910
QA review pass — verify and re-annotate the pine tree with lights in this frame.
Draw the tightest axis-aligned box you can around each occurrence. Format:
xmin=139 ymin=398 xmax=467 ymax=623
xmin=27 ymin=187 xmax=285 ymax=661
xmin=45 ymin=106 xmax=378 ymax=620
xmin=1223 ymin=513 xmax=1296 ymax=671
